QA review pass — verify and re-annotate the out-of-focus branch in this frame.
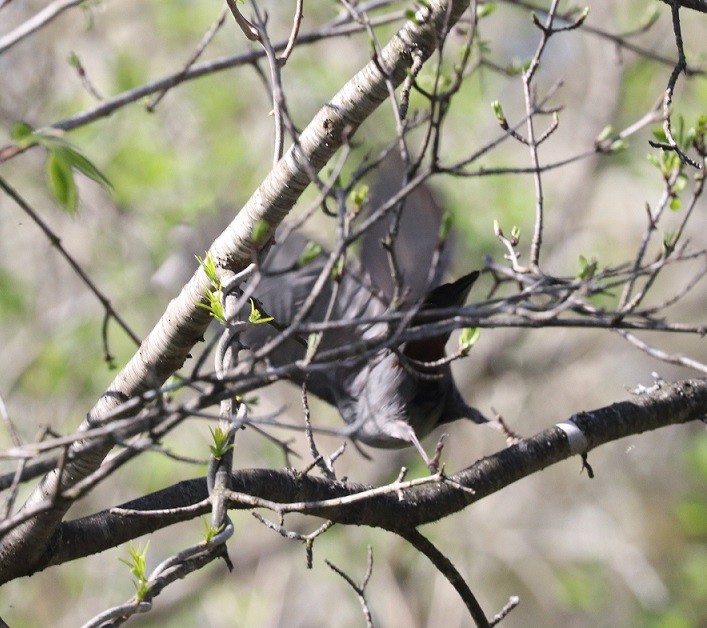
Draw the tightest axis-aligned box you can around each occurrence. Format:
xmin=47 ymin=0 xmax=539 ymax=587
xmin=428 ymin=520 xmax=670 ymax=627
xmin=0 ymin=7 xmax=406 ymax=164
xmin=0 ymin=0 xmax=85 ymax=54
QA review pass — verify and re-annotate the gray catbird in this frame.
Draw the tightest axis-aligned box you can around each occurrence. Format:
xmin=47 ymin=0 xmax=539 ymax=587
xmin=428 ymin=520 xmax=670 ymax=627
xmin=240 ymin=232 xmax=489 ymax=468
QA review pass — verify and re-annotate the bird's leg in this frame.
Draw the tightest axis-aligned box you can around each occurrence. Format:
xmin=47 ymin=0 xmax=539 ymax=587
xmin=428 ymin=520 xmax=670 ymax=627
xmin=407 ymin=429 xmax=446 ymax=472
xmin=428 ymin=433 xmax=448 ymax=472
xmin=486 ymin=409 xmax=522 ymax=445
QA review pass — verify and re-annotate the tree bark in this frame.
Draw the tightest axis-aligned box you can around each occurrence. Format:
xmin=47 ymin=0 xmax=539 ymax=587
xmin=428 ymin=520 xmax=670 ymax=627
xmin=0 ymin=0 xmax=473 ymax=583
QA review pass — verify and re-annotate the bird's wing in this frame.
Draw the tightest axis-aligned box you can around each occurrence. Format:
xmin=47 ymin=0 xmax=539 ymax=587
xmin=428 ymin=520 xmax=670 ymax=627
xmin=358 ymin=155 xmax=451 ymax=302
xmin=239 ymin=231 xmax=389 ymax=405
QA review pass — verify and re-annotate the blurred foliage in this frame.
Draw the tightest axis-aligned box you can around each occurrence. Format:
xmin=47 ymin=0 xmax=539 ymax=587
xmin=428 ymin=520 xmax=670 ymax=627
xmin=0 ymin=1 xmax=706 ymax=627
xmin=556 ymin=564 xmax=608 ymax=612
xmin=17 ymin=320 xmax=110 ymax=398
xmin=0 ymin=268 xmax=26 ymax=318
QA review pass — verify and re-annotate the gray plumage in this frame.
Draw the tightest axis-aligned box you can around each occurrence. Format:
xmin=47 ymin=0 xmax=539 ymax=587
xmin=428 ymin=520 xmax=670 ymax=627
xmin=240 ymin=232 xmax=487 ymax=467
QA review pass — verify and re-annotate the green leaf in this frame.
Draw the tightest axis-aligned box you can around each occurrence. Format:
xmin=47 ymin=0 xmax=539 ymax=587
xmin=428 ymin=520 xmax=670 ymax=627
xmin=305 ymin=332 xmax=320 ymax=361
xmin=673 ymin=174 xmax=688 ymax=193
xmin=52 ymin=144 xmax=112 ymax=190
xmin=67 ymin=51 xmax=80 ymax=68
xmin=476 ymin=39 xmax=491 ymax=55
xmin=47 ymin=150 xmax=79 ymax=214
xmin=10 ymin=121 xmax=35 ymax=144
xmin=297 ymin=241 xmax=323 ymax=267
xmin=119 ymin=542 xmax=149 ymax=576
xmin=194 ymin=258 xmax=225 ymax=323
xmin=438 ymin=211 xmax=454 ymax=242
xmin=491 ymin=100 xmax=503 ymax=121
xmin=459 ymin=327 xmax=480 ymax=354
xmin=596 ymin=125 xmax=613 ymax=143
xmin=248 ymin=299 xmax=273 ymax=325
xmin=349 ymin=183 xmax=369 ymax=211
xmin=23 ymin=131 xmax=112 ymax=212
xmin=196 ymin=295 xmax=225 ymax=323
xmin=663 ymin=230 xmax=676 ymax=252
xmin=251 ymin=219 xmax=269 ymax=245
xmin=118 ymin=542 xmax=150 ymax=601
xmin=203 ymin=519 xmax=225 ymax=543
xmin=646 ymin=153 xmax=661 ymax=169
xmin=331 ymin=258 xmax=344 ymax=282
xmin=577 ymin=254 xmax=598 ymax=280
xmin=575 ymin=6 xmax=590 ymax=26
xmin=195 ymin=252 xmax=220 ymax=288
xmin=476 ymin=3 xmax=496 ymax=19
xmin=209 ymin=425 xmax=234 ymax=459
xmin=652 ymin=127 xmax=668 ymax=143
xmin=609 ymin=139 xmax=626 ymax=153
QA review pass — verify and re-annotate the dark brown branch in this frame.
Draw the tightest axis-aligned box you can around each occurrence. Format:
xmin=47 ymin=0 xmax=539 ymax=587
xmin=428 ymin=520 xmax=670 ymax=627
xmin=659 ymin=0 xmax=707 ymax=12
xmin=12 ymin=378 xmax=704 ymax=581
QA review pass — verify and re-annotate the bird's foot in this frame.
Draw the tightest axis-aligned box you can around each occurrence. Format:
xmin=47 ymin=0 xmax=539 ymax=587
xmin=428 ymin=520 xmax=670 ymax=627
xmin=489 ymin=409 xmax=522 ymax=445
xmin=426 ymin=433 xmax=448 ymax=472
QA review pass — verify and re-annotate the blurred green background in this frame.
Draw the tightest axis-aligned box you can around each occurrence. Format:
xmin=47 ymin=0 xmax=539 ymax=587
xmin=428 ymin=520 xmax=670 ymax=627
xmin=0 ymin=1 xmax=705 ymax=626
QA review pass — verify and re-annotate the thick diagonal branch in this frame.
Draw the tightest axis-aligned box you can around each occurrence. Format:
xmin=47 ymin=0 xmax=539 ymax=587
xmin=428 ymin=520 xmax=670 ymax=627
xmin=0 ymin=0 xmax=472 ymax=584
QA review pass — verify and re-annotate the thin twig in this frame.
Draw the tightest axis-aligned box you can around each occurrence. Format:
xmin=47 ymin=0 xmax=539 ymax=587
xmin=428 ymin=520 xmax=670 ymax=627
xmin=279 ymin=0 xmax=305 ymax=64
xmin=0 ymin=0 xmax=85 ymax=54
xmin=147 ymin=5 xmax=229 ymax=111
xmin=0 ymin=177 xmax=141 ymax=352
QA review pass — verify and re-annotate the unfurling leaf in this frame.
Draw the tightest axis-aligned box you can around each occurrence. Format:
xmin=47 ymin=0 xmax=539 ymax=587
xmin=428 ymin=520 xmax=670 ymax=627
xmin=10 ymin=121 xmax=35 ymax=145
xmin=248 ymin=299 xmax=274 ymax=325
xmin=596 ymin=125 xmax=613 ymax=143
xmin=577 ymin=254 xmax=598 ymax=280
xmin=251 ymin=219 xmax=270 ymax=245
xmin=491 ymin=100 xmax=506 ymax=127
xmin=305 ymin=332 xmax=320 ymax=361
xmin=297 ymin=241 xmax=323 ymax=267
xmin=459 ymin=327 xmax=480 ymax=355
xmin=209 ymin=425 xmax=234 ymax=459
xmin=349 ymin=184 xmax=369 ymax=212
xmin=47 ymin=151 xmax=78 ymax=214
xmin=195 ymin=252 xmax=220 ymax=288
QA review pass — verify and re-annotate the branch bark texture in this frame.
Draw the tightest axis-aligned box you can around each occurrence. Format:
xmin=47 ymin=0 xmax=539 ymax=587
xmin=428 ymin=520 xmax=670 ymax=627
xmin=0 ymin=0 xmax=472 ymax=583
xmin=15 ymin=378 xmax=704 ymax=581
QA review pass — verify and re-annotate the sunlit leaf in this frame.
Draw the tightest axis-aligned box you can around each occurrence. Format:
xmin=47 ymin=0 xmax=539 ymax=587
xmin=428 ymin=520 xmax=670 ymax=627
xmin=251 ymin=219 xmax=269 ymax=245
xmin=52 ymin=144 xmax=112 ymax=190
xmin=459 ymin=327 xmax=480 ymax=354
xmin=47 ymin=150 xmax=78 ymax=214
